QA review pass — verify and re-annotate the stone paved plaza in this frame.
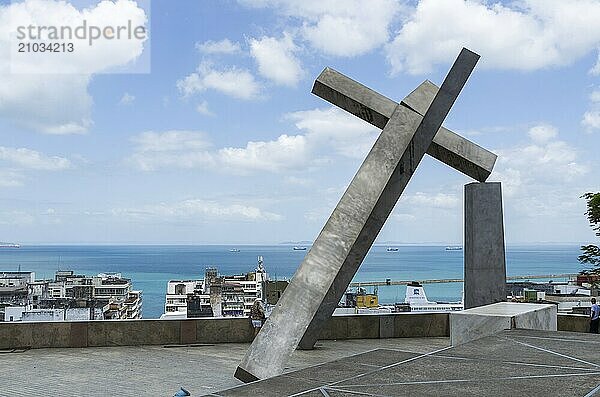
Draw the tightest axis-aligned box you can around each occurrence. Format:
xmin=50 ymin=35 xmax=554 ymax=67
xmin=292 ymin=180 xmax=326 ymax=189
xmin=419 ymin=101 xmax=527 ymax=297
xmin=0 ymin=337 xmax=447 ymax=396
xmin=3 ymin=330 xmax=600 ymax=396
xmin=211 ymin=330 xmax=600 ymax=397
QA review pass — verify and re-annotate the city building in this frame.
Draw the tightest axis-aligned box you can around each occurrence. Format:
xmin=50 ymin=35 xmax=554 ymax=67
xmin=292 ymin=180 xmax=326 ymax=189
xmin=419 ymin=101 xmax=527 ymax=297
xmin=0 ymin=270 xmax=142 ymax=322
xmin=161 ymin=256 xmax=287 ymax=319
xmin=0 ymin=272 xmax=34 ymax=307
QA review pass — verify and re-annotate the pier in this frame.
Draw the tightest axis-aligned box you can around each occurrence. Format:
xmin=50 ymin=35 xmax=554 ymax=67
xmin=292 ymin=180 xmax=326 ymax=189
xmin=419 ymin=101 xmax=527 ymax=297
xmin=349 ymin=273 xmax=578 ymax=287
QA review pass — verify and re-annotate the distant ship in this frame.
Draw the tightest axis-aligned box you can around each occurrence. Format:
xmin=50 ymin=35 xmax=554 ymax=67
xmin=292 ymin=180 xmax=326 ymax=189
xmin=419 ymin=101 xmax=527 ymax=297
xmin=0 ymin=242 xmax=20 ymax=248
xmin=404 ymin=282 xmax=463 ymax=312
xmin=445 ymin=246 xmax=462 ymax=251
xmin=335 ymin=282 xmax=463 ymax=315
xmin=386 ymin=247 xmax=399 ymax=252
xmin=293 ymin=246 xmax=307 ymax=251
xmin=229 ymin=248 xmax=240 ymax=252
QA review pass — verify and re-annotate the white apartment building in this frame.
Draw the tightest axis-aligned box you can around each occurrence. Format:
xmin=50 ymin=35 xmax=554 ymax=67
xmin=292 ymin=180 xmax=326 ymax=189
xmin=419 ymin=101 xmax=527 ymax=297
xmin=162 ymin=257 xmax=268 ymax=319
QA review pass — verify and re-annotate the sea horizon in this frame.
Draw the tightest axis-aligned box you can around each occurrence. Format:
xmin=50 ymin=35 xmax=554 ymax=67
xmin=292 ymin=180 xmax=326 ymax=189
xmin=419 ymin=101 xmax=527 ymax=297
xmin=0 ymin=241 xmax=591 ymax=246
xmin=0 ymin=244 xmax=588 ymax=319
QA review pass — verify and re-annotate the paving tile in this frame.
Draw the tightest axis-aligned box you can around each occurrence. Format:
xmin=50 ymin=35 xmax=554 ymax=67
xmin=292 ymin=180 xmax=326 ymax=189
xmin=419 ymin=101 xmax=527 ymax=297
xmin=332 ymin=349 xmax=419 ymax=368
xmin=212 ymin=375 xmax=322 ymax=397
xmin=438 ymin=334 xmax=599 ymax=369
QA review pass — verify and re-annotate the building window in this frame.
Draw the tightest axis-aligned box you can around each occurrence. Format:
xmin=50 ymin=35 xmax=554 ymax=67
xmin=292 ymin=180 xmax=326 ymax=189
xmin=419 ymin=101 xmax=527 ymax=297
xmin=175 ymin=284 xmax=186 ymax=295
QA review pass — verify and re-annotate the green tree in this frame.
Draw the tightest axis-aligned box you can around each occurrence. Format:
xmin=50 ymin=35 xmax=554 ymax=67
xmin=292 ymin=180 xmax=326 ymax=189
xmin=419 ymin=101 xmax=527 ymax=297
xmin=579 ymin=192 xmax=600 ymax=275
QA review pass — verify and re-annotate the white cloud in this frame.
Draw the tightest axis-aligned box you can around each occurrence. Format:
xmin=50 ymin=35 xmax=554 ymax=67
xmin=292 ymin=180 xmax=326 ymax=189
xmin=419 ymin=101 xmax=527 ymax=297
xmin=490 ymin=124 xmax=589 ymax=203
xmin=131 ymin=131 xmax=311 ymax=173
xmin=196 ymin=100 xmax=214 ymax=116
xmin=0 ymin=210 xmax=34 ymax=226
xmin=129 ymin=107 xmax=379 ymax=174
xmin=286 ymin=107 xmax=379 ymax=159
xmin=119 ymin=93 xmax=135 ymax=106
xmin=218 ymin=134 xmax=310 ymax=173
xmin=130 ymin=131 xmax=311 ymax=173
xmin=581 ymin=89 xmax=600 ymax=132
xmin=582 ymin=88 xmax=600 ymax=131
xmin=0 ymin=169 xmax=24 ymax=187
xmin=249 ymin=33 xmax=303 ymax=86
xmin=284 ymin=176 xmax=313 ymax=186
xmin=392 ymin=213 xmax=416 ymax=222
xmin=113 ymin=199 xmax=282 ymax=222
xmin=386 ymin=0 xmax=600 ymax=74
xmin=0 ymin=0 xmax=148 ymax=133
xmin=240 ymin=0 xmax=402 ymax=57
xmin=591 ymin=51 xmax=600 ymax=75
xmin=128 ymin=131 xmax=214 ymax=171
xmin=0 ymin=208 xmax=62 ymax=226
xmin=177 ymin=62 xmax=261 ymax=100
xmin=196 ymin=39 xmax=241 ymax=55
xmin=131 ymin=131 xmax=211 ymax=152
xmin=0 ymin=74 xmax=92 ymax=134
xmin=401 ymin=192 xmax=460 ymax=209
xmin=527 ymin=124 xmax=558 ymax=144
xmin=582 ymin=111 xmax=600 ymax=131
xmin=0 ymin=146 xmax=71 ymax=171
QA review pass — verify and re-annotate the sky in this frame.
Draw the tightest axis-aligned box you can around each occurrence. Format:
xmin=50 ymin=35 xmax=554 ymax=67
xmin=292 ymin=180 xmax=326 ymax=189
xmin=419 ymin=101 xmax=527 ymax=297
xmin=0 ymin=0 xmax=599 ymax=245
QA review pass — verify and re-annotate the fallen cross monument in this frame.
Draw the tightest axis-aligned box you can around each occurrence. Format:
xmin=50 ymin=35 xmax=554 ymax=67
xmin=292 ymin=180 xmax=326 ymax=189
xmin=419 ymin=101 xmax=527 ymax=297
xmin=236 ymin=48 xmax=502 ymax=382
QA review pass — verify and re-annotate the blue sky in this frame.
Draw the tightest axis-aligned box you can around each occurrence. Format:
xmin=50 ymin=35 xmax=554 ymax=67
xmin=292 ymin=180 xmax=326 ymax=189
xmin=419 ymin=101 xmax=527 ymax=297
xmin=0 ymin=0 xmax=599 ymax=244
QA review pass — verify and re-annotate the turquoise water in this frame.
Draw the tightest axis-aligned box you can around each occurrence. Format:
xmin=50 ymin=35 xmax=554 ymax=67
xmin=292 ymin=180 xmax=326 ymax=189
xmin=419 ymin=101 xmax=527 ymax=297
xmin=0 ymin=245 xmax=585 ymax=318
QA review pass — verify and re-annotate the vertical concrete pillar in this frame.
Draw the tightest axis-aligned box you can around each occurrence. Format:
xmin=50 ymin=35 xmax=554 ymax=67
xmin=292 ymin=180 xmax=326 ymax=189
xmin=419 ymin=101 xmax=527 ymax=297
xmin=464 ymin=182 xmax=506 ymax=309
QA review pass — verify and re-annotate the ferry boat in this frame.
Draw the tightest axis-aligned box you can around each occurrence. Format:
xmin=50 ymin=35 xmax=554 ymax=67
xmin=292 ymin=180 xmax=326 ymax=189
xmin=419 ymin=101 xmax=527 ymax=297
xmin=404 ymin=282 xmax=463 ymax=312
xmin=293 ymin=246 xmax=307 ymax=251
xmin=229 ymin=248 xmax=240 ymax=252
xmin=386 ymin=247 xmax=399 ymax=252
xmin=0 ymin=242 xmax=20 ymax=248
xmin=336 ymin=282 xmax=462 ymax=314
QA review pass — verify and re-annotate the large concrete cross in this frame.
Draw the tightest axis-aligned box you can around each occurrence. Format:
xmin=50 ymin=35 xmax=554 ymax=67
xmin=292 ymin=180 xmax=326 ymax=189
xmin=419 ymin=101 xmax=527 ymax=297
xmin=236 ymin=48 xmax=495 ymax=382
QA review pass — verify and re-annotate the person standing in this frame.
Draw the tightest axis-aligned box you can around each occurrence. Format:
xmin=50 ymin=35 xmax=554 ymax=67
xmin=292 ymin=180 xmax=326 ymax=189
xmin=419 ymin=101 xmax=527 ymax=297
xmin=250 ymin=299 xmax=266 ymax=337
xmin=590 ymin=298 xmax=599 ymax=334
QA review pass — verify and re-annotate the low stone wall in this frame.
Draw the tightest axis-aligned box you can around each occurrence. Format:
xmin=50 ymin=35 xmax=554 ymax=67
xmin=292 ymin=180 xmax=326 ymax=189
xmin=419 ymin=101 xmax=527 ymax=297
xmin=0 ymin=312 xmax=449 ymax=349
xmin=2 ymin=312 xmax=587 ymax=349
xmin=557 ymin=313 xmax=591 ymax=333
xmin=0 ymin=317 xmax=256 ymax=349
xmin=320 ymin=312 xmax=449 ymax=340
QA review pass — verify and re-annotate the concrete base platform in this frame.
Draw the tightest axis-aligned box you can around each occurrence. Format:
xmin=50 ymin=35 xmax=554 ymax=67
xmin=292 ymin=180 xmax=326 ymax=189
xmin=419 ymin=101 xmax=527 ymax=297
xmin=209 ymin=330 xmax=600 ymax=396
xmin=450 ymin=302 xmax=557 ymax=346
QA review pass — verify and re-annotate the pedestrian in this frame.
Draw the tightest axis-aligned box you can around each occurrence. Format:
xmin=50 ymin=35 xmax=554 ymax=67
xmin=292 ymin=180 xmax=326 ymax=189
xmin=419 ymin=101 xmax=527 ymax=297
xmin=250 ymin=299 xmax=266 ymax=337
xmin=590 ymin=298 xmax=599 ymax=334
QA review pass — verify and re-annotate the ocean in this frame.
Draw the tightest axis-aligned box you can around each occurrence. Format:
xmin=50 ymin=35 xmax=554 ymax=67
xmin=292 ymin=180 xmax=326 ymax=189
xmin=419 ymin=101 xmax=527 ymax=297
xmin=0 ymin=244 xmax=586 ymax=319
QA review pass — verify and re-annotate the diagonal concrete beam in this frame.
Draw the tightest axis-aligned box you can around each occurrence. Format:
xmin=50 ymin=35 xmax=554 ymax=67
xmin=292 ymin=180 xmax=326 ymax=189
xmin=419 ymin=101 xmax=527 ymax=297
xmin=312 ymin=68 xmax=496 ymax=182
xmin=235 ymin=48 xmax=480 ymax=382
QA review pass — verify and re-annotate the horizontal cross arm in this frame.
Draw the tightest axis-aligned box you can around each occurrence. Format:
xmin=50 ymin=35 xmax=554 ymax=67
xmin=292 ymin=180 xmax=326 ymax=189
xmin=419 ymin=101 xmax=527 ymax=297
xmin=312 ymin=68 xmax=496 ymax=182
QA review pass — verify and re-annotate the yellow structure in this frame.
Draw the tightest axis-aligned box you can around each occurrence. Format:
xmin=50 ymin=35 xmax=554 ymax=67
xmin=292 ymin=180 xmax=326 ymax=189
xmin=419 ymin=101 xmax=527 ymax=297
xmin=356 ymin=294 xmax=378 ymax=308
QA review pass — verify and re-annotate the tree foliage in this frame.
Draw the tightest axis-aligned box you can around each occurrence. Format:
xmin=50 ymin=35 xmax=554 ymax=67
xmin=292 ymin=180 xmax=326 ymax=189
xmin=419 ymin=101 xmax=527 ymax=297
xmin=579 ymin=192 xmax=600 ymax=274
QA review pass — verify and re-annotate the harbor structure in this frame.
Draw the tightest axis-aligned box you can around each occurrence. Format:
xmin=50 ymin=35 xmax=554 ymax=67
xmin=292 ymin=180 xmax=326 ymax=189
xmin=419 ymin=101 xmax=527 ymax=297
xmin=0 ymin=270 xmax=142 ymax=322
